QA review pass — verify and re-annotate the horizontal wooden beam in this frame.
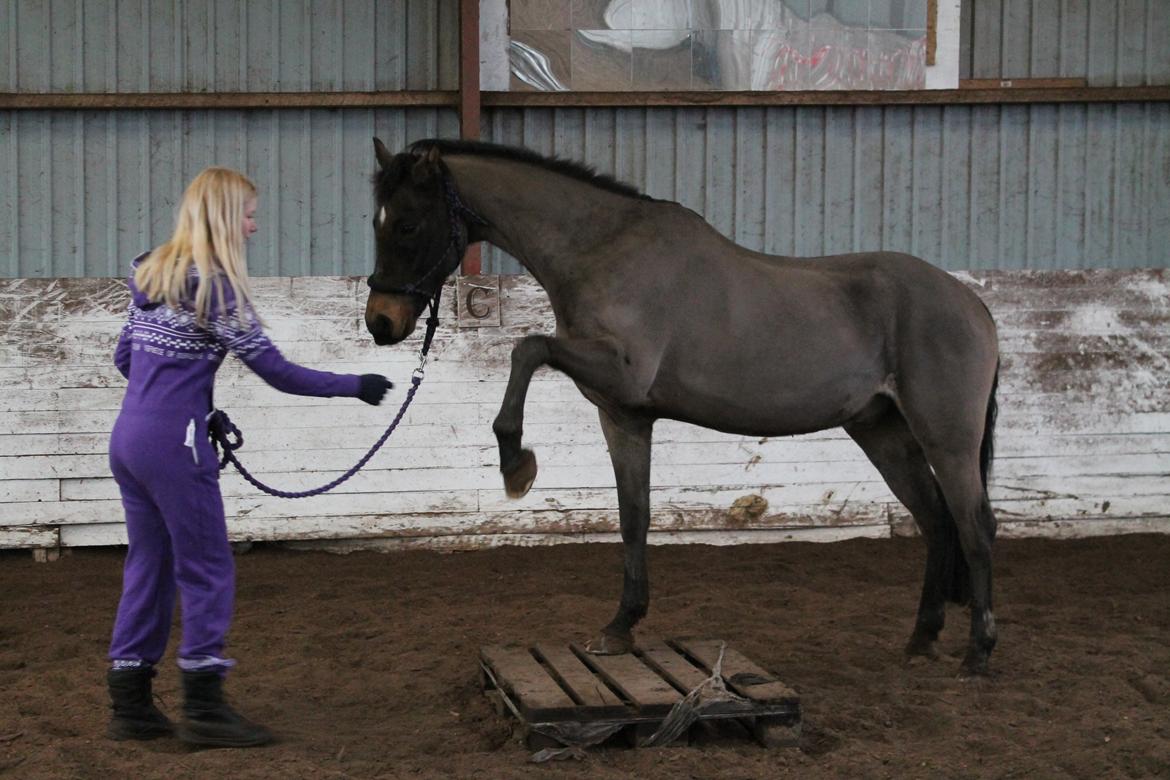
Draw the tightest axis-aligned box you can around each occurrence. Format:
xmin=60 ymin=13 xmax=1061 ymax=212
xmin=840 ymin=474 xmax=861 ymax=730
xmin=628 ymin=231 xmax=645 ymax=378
xmin=0 ymin=91 xmax=457 ymax=110
xmin=483 ymin=86 xmax=1170 ymax=107
xmin=959 ymin=78 xmax=1088 ymax=89
xmin=2 ymin=86 xmax=1167 ymax=111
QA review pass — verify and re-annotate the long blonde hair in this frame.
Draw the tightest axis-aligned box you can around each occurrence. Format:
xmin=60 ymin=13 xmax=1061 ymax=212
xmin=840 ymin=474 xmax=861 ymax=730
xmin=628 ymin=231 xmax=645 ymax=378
xmin=135 ymin=167 xmax=257 ymax=325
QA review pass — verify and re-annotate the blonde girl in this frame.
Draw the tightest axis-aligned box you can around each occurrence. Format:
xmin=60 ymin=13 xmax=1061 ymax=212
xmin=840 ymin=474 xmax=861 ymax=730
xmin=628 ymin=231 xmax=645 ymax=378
xmin=106 ymin=167 xmax=392 ymax=747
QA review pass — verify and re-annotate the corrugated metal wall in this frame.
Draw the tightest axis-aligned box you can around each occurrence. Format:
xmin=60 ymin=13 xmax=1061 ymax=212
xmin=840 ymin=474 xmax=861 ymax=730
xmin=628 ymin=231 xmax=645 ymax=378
xmin=960 ymin=0 xmax=1170 ymax=85
xmin=2 ymin=0 xmax=1168 ymax=278
xmin=6 ymin=102 xmax=1164 ymax=277
xmin=0 ymin=0 xmax=461 ymax=278
xmin=0 ymin=0 xmax=459 ymax=92
xmin=8 ymin=0 xmax=1166 ymax=92
xmin=480 ymin=103 xmax=1170 ymax=273
xmin=0 ymin=109 xmax=459 ymax=277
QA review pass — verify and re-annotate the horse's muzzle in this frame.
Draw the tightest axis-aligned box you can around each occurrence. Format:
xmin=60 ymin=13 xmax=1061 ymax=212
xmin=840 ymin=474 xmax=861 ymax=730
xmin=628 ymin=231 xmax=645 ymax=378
xmin=366 ymin=313 xmax=400 ymax=345
xmin=364 ymin=291 xmax=419 ymax=345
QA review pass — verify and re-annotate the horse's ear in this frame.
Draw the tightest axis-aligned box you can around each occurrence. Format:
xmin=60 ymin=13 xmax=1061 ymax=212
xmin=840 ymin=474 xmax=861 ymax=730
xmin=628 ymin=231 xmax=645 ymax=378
xmin=410 ymin=146 xmax=442 ymax=186
xmin=373 ymin=137 xmax=394 ymax=170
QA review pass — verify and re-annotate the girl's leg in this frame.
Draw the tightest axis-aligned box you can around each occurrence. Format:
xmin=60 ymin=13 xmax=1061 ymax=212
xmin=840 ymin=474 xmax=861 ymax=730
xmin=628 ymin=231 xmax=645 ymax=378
xmin=152 ymin=464 xmax=271 ymax=747
xmin=153 ymin=467 xmax=236 ymax=666
xmin=108 ymin=467 xmax=176 ymax=666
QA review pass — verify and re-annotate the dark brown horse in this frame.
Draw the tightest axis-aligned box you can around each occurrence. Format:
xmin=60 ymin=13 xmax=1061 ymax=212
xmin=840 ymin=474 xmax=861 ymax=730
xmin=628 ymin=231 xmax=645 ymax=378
xmin=365 ymin=138 xmax=1001 ymax=676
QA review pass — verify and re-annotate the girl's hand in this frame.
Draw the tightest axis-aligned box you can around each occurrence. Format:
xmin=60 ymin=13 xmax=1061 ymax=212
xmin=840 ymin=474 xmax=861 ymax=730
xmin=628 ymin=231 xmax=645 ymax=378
xmin=358 ymin=375 xmax=395 ymax=405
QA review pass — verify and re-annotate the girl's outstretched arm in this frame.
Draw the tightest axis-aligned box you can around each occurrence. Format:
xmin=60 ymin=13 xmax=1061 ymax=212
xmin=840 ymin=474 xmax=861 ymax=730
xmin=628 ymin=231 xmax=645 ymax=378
xmin=210 ymin=302 xmax=362 ymax=398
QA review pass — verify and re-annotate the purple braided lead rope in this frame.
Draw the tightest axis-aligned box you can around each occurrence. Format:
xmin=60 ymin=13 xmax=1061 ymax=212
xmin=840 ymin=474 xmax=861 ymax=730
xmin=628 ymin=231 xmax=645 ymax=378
xmin=210 ymin=375 xmax=421 ymax=498
xmin=209 ymin=294 xmax=441 ymax=499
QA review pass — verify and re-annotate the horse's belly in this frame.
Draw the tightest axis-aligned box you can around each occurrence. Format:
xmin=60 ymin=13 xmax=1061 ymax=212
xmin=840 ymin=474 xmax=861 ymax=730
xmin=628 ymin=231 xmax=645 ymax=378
xmin=647 ymin=361 xmax=884 ymax=437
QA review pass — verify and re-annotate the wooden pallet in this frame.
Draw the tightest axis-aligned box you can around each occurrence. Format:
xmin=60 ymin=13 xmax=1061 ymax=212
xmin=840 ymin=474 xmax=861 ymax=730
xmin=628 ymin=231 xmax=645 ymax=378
xmin=480 ymin=638 xmax=800 ymax=750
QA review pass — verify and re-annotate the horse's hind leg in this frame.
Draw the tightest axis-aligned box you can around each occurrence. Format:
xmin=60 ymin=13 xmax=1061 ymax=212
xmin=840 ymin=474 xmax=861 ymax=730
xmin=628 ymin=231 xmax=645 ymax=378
xmin=845 ymin=405 xmax=960 ymax=662
xmin=588 ymin=406 xmax=653 ymax=655
xmin=900 ymin=389 xmax=999 ymax=677
xmin=921 ymin=449 xmax=997 ymax=676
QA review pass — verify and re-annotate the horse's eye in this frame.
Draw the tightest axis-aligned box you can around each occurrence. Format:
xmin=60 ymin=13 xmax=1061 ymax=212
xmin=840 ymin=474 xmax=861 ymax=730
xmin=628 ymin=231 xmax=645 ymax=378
xmin=398 ymin=222 xmax=419 ymax=236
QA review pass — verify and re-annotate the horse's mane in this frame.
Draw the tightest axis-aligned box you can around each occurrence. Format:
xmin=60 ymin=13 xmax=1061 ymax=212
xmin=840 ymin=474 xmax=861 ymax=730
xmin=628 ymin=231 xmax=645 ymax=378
xmin=405 ymin=138 xmax=657 ymax=202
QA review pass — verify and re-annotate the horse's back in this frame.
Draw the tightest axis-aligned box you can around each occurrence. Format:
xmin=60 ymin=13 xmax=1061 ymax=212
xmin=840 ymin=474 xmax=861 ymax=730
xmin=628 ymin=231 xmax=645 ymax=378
xmin=643 ymin=211 xmax=999 ymax=363
xmin=795 ymin=251 xmax=996 ymax=341
xmin=765 ymin=249 xmax=1000 ymax=399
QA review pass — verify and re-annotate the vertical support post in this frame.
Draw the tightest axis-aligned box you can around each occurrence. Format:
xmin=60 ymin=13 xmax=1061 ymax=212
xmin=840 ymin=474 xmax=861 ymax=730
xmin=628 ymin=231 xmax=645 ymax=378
xmin=459 ymin=0 xmax=483 ymax=275
xmin=926 ymin=0 xmax=937 ymax=66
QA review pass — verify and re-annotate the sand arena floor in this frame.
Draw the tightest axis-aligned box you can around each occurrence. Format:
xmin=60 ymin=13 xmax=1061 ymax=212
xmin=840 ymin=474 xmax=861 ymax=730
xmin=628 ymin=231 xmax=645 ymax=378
xmin=1 ymin=534 xmax=1168 ymax=779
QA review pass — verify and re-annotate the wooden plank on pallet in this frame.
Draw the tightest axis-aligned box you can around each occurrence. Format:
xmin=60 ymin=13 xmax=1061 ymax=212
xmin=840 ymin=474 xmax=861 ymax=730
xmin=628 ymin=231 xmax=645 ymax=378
xmin=532 ymin=644 xmax=628 ymax=716
xmin=570 ymin=644 xmax=680 ymax=716
xmin=671 ymin=639 xmax=798 ymax=704
xmin=479 ymin=646 xmax=578 ymax=720
xmin=636 ymin=640 xmax=710 ymax=693
xmin=480 ymin=639 xmax=802 ymax=750
xmin=638 ymin=639 xmax=771 ymax=718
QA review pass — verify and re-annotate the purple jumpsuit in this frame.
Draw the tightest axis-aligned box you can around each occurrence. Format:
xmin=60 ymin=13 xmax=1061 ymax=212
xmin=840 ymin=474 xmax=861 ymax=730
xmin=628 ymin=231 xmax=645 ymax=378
xmin=108 ymin=255 xmax=362 ymax=671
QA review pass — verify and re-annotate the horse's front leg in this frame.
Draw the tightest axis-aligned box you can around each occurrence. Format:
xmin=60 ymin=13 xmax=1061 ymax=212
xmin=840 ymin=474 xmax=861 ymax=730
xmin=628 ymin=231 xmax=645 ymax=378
xmin=492 ymin=335 xmax=637 ymax=498
xmin=588 ymin=407 xmax=653 ymax=655
xmin=494 ymin=336 xmax=654 ymax=653
xmin=492 ymin=336 xmax=549 ymax=497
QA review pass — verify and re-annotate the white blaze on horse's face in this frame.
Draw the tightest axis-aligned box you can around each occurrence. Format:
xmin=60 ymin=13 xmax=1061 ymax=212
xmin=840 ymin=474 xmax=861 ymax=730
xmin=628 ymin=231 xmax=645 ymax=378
xmin=377 ymin=206 xmax=387 ymax=228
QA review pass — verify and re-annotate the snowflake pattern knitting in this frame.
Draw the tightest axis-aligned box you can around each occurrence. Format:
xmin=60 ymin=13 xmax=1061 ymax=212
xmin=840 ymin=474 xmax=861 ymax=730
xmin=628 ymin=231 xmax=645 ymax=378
xmin=125 ymin=267 xmax=272 ymax=363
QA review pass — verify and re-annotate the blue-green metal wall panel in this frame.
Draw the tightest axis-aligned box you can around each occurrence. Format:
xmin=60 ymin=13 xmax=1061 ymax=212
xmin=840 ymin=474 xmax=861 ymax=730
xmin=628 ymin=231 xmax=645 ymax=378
xmin=0 ymin=0 xmax=458 ymax=93
xmin=960 ymin=0 xmax=1170 ymax=85
xmin=0 ymin=109 xmax=458 ymax=277
xmin=479 ymin=103 xmax=1170 ymax=274
xmin=4 ymin=103 xmax=1166 ymax=278
xmin=2 ymin=1 xmax=1168 ymax=278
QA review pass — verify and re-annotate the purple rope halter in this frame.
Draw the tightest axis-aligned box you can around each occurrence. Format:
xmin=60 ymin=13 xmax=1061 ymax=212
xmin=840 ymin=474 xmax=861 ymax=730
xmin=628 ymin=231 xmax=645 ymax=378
xmin=207 ymin=298 xmax=441 ymax=498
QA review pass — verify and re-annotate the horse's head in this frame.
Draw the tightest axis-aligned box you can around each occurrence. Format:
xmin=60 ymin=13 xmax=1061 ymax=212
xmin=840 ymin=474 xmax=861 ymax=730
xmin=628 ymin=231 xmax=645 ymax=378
xmin=365 ymin=138 xmax=462 ymax=345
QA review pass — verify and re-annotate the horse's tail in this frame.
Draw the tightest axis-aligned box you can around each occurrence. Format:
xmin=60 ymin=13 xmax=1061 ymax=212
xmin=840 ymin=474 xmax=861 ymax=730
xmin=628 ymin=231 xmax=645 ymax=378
xmin=979 ymin=361 xmax=1000 ymax=494
xmin=939 ymin=492 xmax=971 ymax=605
xmin=940 ymin=360 xmax=999 ymax=606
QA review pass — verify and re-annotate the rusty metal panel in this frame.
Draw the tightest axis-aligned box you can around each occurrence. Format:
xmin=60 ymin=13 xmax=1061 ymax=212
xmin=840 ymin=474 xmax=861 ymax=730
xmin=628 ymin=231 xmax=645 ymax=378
xmin=0 ymin=0 xmax=456 ymax=92
xmin=961 ymin=0 xmax=1170 ymax=86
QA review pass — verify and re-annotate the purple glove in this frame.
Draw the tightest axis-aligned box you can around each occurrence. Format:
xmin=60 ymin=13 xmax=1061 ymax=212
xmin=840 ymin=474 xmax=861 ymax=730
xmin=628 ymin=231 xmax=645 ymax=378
xmin=358 ymin=374 xmax=394 ymax=405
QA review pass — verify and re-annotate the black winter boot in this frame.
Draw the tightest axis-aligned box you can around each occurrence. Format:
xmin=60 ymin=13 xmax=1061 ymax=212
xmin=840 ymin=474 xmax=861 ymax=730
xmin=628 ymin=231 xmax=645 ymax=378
xmin=177 ymin=670 xmax=273 ymax=748
xmin=106 ymin=666 xmax=173 ymax=740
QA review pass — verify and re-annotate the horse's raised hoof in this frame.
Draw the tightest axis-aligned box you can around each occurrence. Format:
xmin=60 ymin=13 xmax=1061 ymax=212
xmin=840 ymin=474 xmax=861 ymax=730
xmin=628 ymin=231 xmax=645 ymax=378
xmin=583 ymin=632 xmax=634 ymax=655
xmin=502 ymin=448 xmax=537 ymax=498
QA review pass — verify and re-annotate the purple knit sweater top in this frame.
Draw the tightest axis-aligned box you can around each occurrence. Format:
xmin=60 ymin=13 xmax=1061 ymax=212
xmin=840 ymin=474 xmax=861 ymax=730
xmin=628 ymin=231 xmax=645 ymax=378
xmin=114 ymin=254 xmax=361 ymax=416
